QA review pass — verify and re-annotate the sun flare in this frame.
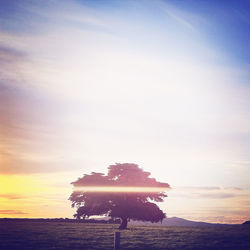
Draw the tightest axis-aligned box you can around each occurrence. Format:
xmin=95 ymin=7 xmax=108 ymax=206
xmin=74 ymin=186 xmax=169 ymax=193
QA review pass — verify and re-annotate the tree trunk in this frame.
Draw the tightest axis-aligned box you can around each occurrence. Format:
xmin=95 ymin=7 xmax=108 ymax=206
xmin=119 ymin=217 xmax=128 ymax=230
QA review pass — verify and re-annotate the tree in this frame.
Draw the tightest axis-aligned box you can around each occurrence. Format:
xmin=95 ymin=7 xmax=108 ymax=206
xmin=69 ymin=163 xmax=170 ymax=229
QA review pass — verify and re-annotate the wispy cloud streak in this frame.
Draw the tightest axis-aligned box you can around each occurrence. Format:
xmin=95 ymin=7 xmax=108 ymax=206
xmin=0 ymin=210 xmax=28 ymax=215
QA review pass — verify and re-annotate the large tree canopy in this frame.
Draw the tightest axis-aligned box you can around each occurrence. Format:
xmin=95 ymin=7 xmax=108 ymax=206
xmin=69 ymin=163 xmax=170 ymax=229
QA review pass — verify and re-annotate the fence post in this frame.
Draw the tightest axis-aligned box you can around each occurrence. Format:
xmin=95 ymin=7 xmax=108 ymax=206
xmin=114 ymin=231 xmax=120 ymax=250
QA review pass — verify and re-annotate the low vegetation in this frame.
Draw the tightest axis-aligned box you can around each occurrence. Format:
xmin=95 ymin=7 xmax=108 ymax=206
xmin=1 ymin=221 xmax=250 ymax=249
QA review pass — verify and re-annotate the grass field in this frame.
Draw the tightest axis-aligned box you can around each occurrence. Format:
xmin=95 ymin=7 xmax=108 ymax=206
xmin=0 ymin=221 xmax=250 ymax=249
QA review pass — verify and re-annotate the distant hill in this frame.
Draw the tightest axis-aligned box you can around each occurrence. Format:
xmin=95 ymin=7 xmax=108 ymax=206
xmin=130 ymin=217 xmax=226 ymax=227
xmin=0 ymin=217 xmax=228 ymax=227
xmin=242 ymin=221 xmax=250 ymax=225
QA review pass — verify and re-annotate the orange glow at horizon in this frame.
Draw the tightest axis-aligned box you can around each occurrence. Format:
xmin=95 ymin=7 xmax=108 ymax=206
xmin=73 ymin=186 xmax=169 ymax=193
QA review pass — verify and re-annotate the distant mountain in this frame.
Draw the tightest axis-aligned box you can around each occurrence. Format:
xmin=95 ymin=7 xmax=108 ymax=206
xmin=242 ymin=221 xmax=250 ymax=225
xmin=130 ymin=217 xmax=225 ymax=227
xmin=0 ymin=217 xmax=228 ymax=227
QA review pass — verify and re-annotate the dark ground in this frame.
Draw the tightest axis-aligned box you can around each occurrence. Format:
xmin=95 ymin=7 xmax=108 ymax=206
xmin=0 ymin=221 xmax=250 ymax=249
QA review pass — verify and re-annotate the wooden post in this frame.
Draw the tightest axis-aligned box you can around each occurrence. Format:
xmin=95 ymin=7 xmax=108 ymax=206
xmin=114 ymin=231 xmax=120 ymax=250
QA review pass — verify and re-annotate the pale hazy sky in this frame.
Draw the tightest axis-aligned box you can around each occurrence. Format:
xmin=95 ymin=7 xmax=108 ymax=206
xmin=0 ymin=0 xmax=250 ymax=223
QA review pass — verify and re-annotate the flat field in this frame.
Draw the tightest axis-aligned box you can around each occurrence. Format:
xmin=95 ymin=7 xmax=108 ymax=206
xmin=0 ymin=221 xmax=250 ymax=250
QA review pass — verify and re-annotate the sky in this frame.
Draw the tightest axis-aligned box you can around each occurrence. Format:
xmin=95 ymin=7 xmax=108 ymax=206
xmin=0 ymin=0 xmax=250 ymax=224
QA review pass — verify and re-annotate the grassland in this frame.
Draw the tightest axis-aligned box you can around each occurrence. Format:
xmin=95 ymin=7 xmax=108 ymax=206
xmin=0 ymin=221 xmax=250 ymax=249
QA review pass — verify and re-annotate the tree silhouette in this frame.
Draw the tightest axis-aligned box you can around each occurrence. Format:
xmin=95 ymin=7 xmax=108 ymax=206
xmin=69 ymin=163 xmax=170 ymax=229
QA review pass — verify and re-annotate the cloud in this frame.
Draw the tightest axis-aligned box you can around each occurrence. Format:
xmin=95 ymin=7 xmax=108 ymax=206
xmin=177 ymin=186 xmax=221 ymax=191
xmin=0 ymin=45 xmax=86 ymax=174
xmin=194 ymin=215 xmax=249 ymax=224
xmin=0 ymin=45 xmax=30 ymax=88
xmin=170 ymin=185 xmax=248 ymax=200
xmin=193 ymin=193 xmax=236 ymax=199
xmin=0 ymin=46 xmax=25 ymax=62
xmin=158 ymin=0 xmax=207 ymax=32
xmin=0 ymin=156 xmax=82 ymax=174
xmin=165 ymin=185 xmax=250 ymax=223
xmin=224 ymin=187 xmax=242 ymax=191
xmin=241 ymin=184 xmax=250 ymax=190
xmin=163 ymin=8 xmax=195 ymax=31
xmin=0 ymin=210 xmax=28 ymax=215
xmin=0 ymin=194 xmax=26 ymax=199
xmin=174 ymin=186 xmax=245 ymax=192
